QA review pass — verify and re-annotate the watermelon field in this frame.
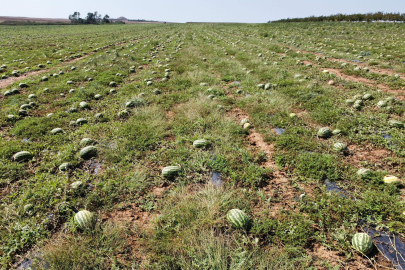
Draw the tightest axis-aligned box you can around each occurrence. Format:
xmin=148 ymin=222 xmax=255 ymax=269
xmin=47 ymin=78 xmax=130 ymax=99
xmin=1 ymin=22 xmax=405 ymax=269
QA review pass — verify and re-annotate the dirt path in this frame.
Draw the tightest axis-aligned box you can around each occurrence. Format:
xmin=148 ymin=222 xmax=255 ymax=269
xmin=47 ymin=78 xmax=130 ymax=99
xmin=286 ymin=44 xmax=405 ymax=78
xmin=302 ymin=60 xmax=405 ymax=100
xmin=0 ymin=35 xmax=151 ymax=90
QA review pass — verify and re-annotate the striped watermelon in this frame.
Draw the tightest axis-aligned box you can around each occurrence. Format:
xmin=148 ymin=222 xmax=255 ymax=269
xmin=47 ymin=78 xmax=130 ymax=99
xmin=226 ymin=209 xmax=251 ymax=230
xmin=13 ymin=151 xmax=33 ymax=162
xmin=352 ymin=233 xmax=373 ymax=255
xmin=317 ymin=127 xmax=332 ymax=138
xmin=162 ymin=166 xmax=181 ymax=178
xmin=80 ymin=146 xmax=97 ymax=159
xmin=333 ymin=142 xmax=347 ymax=152
xmin=193 ymin=139 xmax=208 ymax=148
xmin=74 ymin=210 xmax=96 ymax=230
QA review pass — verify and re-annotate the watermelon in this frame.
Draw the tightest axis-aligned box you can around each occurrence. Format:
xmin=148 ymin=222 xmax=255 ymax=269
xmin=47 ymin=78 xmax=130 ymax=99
xmin=66 ymin=81 xmax=74 ymax=85
xmin=18 ymin=110 xmax=28 ymax=116
xmin=7 ymin=115 xmax=17 ymax=121
xmin=193 ymin=139 xmax=208 ymax=148
xmin=377 ymin=100 xmax=387 ymax=108
xmin=109 ymin=81 xmax=117 ymax=87
xmin=19 ymin=83 xmax=28 ymax=88
xmin=79 ymin=101 xmax=90 ymax=109
xmin=74 ymin=210 xmax=96 ymax=230
xmin=333 ymin=142 xmax=347 ymax=152
xmin=4 ymin=90 xmax=12 ymax=96
xmin=357 ymin=168 xmax=372 ymax=178
xmin=317 ymin=127 xmax=332 ymax=138
xmin=94 ymin=94 xmax=102 ymax=100
xmin=118 ymin=109 xmax=130 ymax=118
xmin=352 ymin=233 xmax=373 ymax=255
xmin=42 ymin=76 xmax=48 ymax=81
xmin=20 ymin=104 xmax=32 ymax=110
xmin=332 ymin=129 xmax=342 ymax=135
xmin=24 ymin=204 xmax=34 ymax=214
xmin=240 ymin=118 xmax=249 ymax=125
xmin=383 ymin=175 xmax=401 ymax=185
xmin=80 ymin=146 xmax=97 ymax=159
xmin=80 ymin=138 xmax=94 ymax=146
xmin=226 ymin=209 xmax=251 ymax=230
xmin=51 ymin=128 xmax=64 ymax=135
xmin=162 ymin=166 xmax=181 ymax=178
xmin=13 ymin=151 xmax=33 ymax=162
xmin=28 ymin=94 xmax=37 ymax=99
xmin=76 ymin=118 xmax=88 ymax=125
xmin=59 ymin=162 xmax=69 ymax=172
xmin=71 ymin=181 xmax=84 ymax=190
xmin=345 ymin=99 xmax=355 ymax=106
xmin=389 ymin=120 xmax=404 ymax=128
xmin=363 ymin=94 xmax=373 ymax=100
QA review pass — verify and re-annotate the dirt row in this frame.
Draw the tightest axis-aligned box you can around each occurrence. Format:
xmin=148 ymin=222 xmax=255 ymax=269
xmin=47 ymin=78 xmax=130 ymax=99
xmin=284 ymin=43 xmax=405 ymax=78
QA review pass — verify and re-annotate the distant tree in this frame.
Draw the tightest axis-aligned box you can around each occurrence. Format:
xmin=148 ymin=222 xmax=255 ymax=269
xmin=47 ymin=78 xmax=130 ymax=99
xmin=69 ymin=11 xmax=81 ymax=24
xmin=102 ymin=14 xmax=110 ymax=23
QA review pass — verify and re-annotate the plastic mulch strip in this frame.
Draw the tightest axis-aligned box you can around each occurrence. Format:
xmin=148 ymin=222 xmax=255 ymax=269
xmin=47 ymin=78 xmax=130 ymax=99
xmin=363 ymin=227 xmax=405 ymax=270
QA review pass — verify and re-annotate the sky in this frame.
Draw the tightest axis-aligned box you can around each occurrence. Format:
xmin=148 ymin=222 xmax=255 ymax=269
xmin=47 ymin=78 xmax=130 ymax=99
xmin=1 ymin=0 xmax=405 ymax=23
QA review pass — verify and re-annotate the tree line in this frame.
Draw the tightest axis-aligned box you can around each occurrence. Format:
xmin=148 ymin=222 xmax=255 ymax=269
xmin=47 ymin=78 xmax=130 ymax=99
xmin=270 ymin=12 xmax=405 ymax=23
xmin=69 ymin=11 xmax=119 ymax=24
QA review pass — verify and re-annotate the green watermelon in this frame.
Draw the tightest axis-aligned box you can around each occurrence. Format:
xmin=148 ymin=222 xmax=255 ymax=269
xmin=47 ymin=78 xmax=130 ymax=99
xmin=74 ymin=210 xmax=96 ymax=230
xmin=345 ymin=99 xmax=355 ymax=106
xmin=193 ymin=139 xmax=208 ymax=148
xmin=118 ymin=109 xmax=130 ymax=118
xmin=20 ymin=104 xmax=32 ymax=110
xmin=59 ymin=162 xmax=69 ymax=172
xmin=363 ymin=93 xmax=373 ymax=100
xmin=226 ymin=209 xmax=251 ymax=230
xmin=389 ymin=120 xmax=404 ymax=128
xmin=79 ymin=101 xmax=90 ymax=109
xmin=13 ymin=151 xmax=33 ymax=162
xmin=317 ymin=127 xmax=332 ymax=138
xmin=71 ymin=181 xmax=84 ymax=190
xmin=51 ymin=128 xmax=64 ymax=135
xmin=352 ymin=233 xmax=373 ymax=255
xmin=76 ymin=118 xmax=88 ymax=125
xmin=377 ymin=100 xmax=387 ymax=108
xmin=162 ymin=166 xmax=181 ymax=178
xmin=357 ymin=168 xmax=372 ymax=178
xmin=80 ymin=146 xmax=97 ymax=159
xmin=333 ymin=142 xmax=347 ymax=152
xmin=80 ymin=138 xmax=94 ymax=146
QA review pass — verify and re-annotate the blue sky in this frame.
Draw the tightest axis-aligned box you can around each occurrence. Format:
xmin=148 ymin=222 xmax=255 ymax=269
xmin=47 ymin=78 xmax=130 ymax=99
xmin=1 ymin=0 xmax=404 ymax=23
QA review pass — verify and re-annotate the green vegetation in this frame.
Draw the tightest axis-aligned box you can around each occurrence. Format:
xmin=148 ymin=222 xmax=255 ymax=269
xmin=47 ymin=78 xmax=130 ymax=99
xmin=271 ymin=12 xmax=405 ymax=23
xmin=1 ymin=22 xmax=405 ymax=269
